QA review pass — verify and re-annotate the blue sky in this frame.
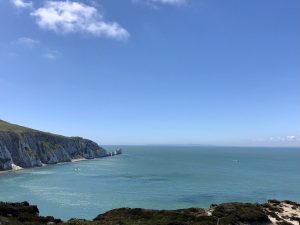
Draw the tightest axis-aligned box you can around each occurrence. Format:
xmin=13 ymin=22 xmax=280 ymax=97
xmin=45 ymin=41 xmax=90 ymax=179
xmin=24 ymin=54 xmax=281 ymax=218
xmin=0 ymin=0 xmax=299 ymax=146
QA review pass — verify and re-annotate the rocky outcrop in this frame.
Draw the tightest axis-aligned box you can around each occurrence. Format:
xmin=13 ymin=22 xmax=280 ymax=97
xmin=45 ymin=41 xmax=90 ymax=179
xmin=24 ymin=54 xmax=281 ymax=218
xmin=1 ymin=200 xmax=299 ymax=225
xmin=0 ymin=120 xmax=107 ymax=171
xmin=0 ymin=201 xmax=62 ymax=225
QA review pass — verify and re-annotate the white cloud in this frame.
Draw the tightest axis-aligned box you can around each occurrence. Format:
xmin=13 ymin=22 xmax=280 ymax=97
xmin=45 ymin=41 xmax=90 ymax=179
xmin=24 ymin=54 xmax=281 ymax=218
xmin=286 ymin=135 xmax=297 ymax=141
xmin=10 ymin=0 xmax=33 ymax=9
xmin=16 ymin=37 xmax=40 ymax=48
xmin=133 ymin=0 xmax=186 ymax=7
xmin=30 ymin=1 xmax=129 ymax=40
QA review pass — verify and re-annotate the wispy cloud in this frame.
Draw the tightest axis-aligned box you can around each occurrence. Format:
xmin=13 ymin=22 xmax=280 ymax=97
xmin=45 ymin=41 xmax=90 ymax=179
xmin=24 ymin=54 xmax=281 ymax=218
xmin=30 ymin=1 xmax=130 ymax=40
xmin=253 ymin=135 xmax=300 ymax=147
xmin=43 ymin=49 xmax=62 ymax=60
xmin=10 ymin=0 xmax=33 ymax=9
xmin=15 ymin=37 xmax=40 ymax=48
xmin=151 ymin=0 xmax=186 ymax=5
xmin=133 ymin=0 xmax=187 ymax=7
xmin=10 ymin=37 xmax=61 ymax=60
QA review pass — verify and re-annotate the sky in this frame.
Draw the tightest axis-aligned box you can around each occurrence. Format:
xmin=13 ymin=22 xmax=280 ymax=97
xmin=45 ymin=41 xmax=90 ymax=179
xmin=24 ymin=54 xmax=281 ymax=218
xmin=0 ymin=0 xmax=299 ymax=146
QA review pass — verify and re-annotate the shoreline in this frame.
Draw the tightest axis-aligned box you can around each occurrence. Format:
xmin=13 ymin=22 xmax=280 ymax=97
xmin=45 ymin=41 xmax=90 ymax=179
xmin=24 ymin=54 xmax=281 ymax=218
xmin=0 ymin=153 xmax=121 ymax=175
xmin=0 ymin=164 xmax=24 ymax=175
xmin=71 ymin=157 xmax=88 ymax=162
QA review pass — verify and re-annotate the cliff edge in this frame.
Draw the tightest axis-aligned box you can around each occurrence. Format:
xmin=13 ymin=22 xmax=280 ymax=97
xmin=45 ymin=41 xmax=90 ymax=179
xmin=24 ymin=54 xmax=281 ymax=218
xmin=0 ymin=120 xmax=107 ymax=171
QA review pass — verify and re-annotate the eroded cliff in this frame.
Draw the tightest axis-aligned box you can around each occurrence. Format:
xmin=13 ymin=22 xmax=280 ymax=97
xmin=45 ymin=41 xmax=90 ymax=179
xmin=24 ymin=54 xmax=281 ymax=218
xmin=0 ymin=120 xmax=107 ymax=171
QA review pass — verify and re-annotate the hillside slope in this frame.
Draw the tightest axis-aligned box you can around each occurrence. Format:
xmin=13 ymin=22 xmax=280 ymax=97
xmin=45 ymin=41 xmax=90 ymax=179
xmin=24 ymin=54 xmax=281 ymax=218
xmin=0 ymin=120 xmax=107 ymax=171
xmin=1 ymin=200 xmax=300 ymax=225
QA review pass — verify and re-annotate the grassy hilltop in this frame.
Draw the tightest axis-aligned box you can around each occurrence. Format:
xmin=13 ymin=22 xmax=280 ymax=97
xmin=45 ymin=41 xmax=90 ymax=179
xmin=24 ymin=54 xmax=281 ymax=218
xmin=0 ymin=120 xmax=37 ymax=133
xmin=0 ymin=120 xmax=68 ymax=138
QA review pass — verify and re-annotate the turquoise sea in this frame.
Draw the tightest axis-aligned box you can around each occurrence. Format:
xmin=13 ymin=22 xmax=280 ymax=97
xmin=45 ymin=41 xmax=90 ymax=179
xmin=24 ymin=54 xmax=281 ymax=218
xmin=1 ymin=146 xmax=300 ymax=220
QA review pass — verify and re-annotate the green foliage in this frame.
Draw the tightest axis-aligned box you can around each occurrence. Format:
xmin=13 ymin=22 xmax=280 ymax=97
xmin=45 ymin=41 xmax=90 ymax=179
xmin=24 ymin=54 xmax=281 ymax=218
xmin=212 ymin=203 xmax=270 ymax=224
xmin=66 ymin=219 xmax=91 ymax=225
xmin=1 ymin=201 xmax=293 ymax=225
xmin=0 ymin=120 xmax=69 ymax=139
xmin=39 ymin=141 xmax=63 ymax=153
xmin=0 ymin=120 xmax=38 ymax=133
xmin=92 ymin=208 xmax=218 ymax=225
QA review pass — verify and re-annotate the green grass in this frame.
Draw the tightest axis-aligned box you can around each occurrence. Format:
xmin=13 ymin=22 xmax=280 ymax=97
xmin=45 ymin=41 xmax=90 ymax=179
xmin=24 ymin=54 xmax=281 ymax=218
xmin=0 ymin=120 xmax=68 ymax=139
xmin=0 ymin=120 xmax=38 ymax=133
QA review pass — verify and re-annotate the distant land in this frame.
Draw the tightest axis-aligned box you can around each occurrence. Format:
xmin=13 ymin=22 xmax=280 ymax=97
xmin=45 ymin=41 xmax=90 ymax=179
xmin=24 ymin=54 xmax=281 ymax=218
xmin=0 ymin=120 xmax=108 ymax=171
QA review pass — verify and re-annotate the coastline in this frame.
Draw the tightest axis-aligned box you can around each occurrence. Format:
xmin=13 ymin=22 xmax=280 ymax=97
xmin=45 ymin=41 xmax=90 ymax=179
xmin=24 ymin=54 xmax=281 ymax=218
xmin=0 ymin=159 xmax=86 ymax=175
xmin=71 ymin=157 xmax=88 ymax=162
xmin=0 ymin=163 xmax=24 ymax=175
xmin=0 ymin=152 xmax=121 ymax=175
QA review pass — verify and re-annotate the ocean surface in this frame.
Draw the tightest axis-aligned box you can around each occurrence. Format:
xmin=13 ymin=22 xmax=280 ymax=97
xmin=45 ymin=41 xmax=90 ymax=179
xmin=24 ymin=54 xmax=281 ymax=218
xmin=1 ymin=146 xmax=300 ymax=220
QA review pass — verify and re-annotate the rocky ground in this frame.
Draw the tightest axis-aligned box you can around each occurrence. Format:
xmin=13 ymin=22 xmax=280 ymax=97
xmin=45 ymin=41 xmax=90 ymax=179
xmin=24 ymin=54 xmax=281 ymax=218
xmin=0 ymin=200 xmax=299 ymax=225
xmin=263 ymin=200 xmax=300 ymax=225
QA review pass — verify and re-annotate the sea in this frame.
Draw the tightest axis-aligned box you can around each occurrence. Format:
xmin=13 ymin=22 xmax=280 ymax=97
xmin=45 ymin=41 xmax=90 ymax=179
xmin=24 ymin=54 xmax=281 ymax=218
xmin=0 ymin=146 xmax=300 ymax=220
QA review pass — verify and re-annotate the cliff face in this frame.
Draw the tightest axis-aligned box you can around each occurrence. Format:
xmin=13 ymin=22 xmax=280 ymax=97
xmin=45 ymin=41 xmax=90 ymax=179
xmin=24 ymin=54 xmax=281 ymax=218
xmin=0 ymin=120 xmax=107 ymax=171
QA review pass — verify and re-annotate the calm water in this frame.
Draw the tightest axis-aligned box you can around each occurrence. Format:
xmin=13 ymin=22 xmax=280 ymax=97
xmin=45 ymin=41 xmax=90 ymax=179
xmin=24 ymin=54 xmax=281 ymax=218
xmin=1 ymin=146 xmax=300 ymax=220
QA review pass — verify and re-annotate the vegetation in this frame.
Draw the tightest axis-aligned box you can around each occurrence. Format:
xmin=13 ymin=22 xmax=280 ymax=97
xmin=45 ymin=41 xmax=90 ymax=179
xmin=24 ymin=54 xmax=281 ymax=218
xmin=212 ymin=203 xmax=270 ymax=225
xmin=0 ymin=201 xmax=62 ymax=225
xmin=0 ymin=201 xmax=276 ymax=225
xmin=0 ymin=120 xmax=38 ymax=133
xmin=0 ymin=120 xmax=68 ymax=139
xmin=39 ymin=141 xmax=63 ymax=153
xmin=24 ymin=147 xmax=38 ymax=157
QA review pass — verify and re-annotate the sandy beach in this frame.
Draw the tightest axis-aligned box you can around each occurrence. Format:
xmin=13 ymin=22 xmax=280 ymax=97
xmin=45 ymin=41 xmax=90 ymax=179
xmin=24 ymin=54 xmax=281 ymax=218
xmin=71 ymin=157 xmax=88 ymax=162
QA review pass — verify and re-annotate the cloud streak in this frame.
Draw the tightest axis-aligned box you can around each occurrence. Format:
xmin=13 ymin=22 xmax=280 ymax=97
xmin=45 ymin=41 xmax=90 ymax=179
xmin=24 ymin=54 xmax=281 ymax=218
xmin=133 ymin=0 xmax=187 ymax=7
xmin=253 ymin=135 xmax=300 ymax=147
xmin=10 ymin=37 xmax=61 ymax=60
xmin=16 ymin=37 xmax=40 ymax=48
xmin=43 ymin=49 xmax=62 ymax=59
xmin=10 ymin=0 xmax=33 ymax=9
xmin=151 ymin=0 xmax=186 ymax=5
xmin=30 ymin=1 xmax=129 ymax=40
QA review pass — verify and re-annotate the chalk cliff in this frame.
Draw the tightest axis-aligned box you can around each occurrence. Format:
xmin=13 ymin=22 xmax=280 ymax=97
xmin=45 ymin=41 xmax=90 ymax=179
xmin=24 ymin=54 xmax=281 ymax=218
xmin=0 ymin=120 xmax=107 ymax=171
